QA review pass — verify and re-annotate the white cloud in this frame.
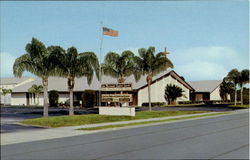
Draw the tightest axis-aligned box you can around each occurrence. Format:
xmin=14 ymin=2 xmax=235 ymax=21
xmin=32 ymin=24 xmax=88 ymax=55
xmin=0 ymin=52 xmax=16 ymax=77
xmin=169 ymin=46 xmax=246 ymax=81
xmin=114 ymin=48 xmax=139 ymax=55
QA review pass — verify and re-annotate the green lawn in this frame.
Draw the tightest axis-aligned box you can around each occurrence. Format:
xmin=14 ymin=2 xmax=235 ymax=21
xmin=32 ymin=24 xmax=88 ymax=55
xmin=21 ymin=110 xmax=208 ymax=128
xmin=227 ymin=104 xmax=249 ymax=108
xmin=78 ymin=112 xmax=228 ymax=131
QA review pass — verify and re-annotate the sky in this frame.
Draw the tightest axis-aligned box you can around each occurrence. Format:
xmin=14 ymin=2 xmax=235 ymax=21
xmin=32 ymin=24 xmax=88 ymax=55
xmin=0 ymin=0 xmax=249 ymax=81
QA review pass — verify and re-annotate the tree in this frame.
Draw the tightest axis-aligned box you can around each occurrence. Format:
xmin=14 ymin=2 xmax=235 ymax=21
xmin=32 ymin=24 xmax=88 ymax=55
xmin=54 ymin=47 xmax=99 ymax=115
xmin=164 ymin=84 xmax=184 ymax=105
xmin=0 ymin=88 xmax=12 ymax=106
xmin=13 ymin=38 xmax=59 ymax=117
xmin=28 ymin=84 xmax=43 ymax=105
xmin=239 ymin=69 xmax=249 ymax=105
xmin=102 ymin=50 xmax=140 ymax=83
xmin=219 ymin=79 xmax=234 ymax=101
xmin=134 ymin=46 xmax=174 ymax=111
xmin=225 ymin=69 xmax=240 ymax=105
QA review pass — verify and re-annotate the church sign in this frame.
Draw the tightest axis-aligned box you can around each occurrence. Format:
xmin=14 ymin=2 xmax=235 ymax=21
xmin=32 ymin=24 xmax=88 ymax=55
xmin=101 ymin=94 xmax=132 ymax=102
xmin=101 ymin=83 xmax=132 ymax=91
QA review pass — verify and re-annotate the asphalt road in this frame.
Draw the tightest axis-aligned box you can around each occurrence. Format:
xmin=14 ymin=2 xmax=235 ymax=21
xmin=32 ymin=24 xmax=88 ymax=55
xmin=1 ymin=112 xmax=249 ymax=160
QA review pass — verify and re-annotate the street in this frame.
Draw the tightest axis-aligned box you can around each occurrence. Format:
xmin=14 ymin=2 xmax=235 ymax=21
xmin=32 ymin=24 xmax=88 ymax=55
xmin=1 ymin=111 xmax=249 ymax=159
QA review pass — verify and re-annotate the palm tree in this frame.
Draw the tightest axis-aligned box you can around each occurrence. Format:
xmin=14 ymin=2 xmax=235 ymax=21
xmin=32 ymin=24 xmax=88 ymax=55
xmin=134 ymin=46 xmax=174 ymax=111
xmin=54 ymin=47 xmax=99 ymax=115
xmin=219 ymin=79 xmax=234 ymax=101
xmin=225 ymin=69 xmax=240 ymax=105
xmin=13 ymin=38 xmax=59 ymax=117
xmin=164 ymin=84 xmax=184 ymax=105
xmin=28 ymin=84 xmax=43 ymax=105
xmin=239 ymin=69 xmax=249 ymax=105
xmin=102 ymin=50 xmax=140 ymax=83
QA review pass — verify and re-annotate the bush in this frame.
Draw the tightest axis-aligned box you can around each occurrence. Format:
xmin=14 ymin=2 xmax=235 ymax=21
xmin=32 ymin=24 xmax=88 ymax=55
xmin=82 ymin=90 xmax=96 ymax=108
xmin=178 ymin=100 xmax=224 ymax=105
xmin=142 ymin=102 xmax=166 ymax=107
xmin=62 ymin=99 xmax=80 ymax=106
xmin=49 ymin=90 xmax=59 ymax=107
xmin=178 ymin=101 xmax=203 ymax=104
xmin=164 ymin=84 xmax=184 ymax=105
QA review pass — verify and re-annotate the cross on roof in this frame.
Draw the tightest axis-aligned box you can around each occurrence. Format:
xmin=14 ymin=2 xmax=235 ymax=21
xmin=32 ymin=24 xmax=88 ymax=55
xmin=161 ymin=47 xmax=170 ymax=71
xmin=161 ymin=47 xmax=169 ymax=56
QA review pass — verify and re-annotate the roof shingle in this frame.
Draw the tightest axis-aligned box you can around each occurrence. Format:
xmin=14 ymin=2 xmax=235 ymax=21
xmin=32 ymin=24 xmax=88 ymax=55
xmin=188 ymin=80 xmax=222 ymax=93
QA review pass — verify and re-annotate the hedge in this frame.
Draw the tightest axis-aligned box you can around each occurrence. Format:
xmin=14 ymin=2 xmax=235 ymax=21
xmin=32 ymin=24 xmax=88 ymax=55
xmin=142 ymin=102 xmax=166 ymax=107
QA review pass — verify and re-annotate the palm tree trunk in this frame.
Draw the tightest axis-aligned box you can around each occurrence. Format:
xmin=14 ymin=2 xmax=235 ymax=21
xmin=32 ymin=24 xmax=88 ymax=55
xmin=42 ymin=77 xmax=49 ymax=117
xmin=68 ymin=76 xmax=75 ymax=115
xmin=33 ymin=94 xmax=36 ymax=105
xmin=69 ymin=89 xmax=74 ymax=115
xmin=240 ymin=86 xmax=243 ymax=105
xmin=148 ymin=81 xmax=152 ymax=111
xmin=36 ymin=94 xmax=39 ymax=105
xmin=3 ymin=95 xmax=5 ymax=107
xmin=234 ymin=87 xmax=237 ymax=106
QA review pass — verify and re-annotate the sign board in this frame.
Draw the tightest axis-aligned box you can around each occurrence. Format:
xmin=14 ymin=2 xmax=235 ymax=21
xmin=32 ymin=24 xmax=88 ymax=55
xmin=101 ymin=83 xmax=132 ymax=91
xmin=101 ymin=94 xmax=132 ymax=102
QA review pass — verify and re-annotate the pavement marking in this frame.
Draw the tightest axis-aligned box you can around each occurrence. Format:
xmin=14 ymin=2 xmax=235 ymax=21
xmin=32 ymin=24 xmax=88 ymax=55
xmin=208 ymin=144 xmax=249 ymax=159
xmin=93 ymin=125 xmax=249 ymax=160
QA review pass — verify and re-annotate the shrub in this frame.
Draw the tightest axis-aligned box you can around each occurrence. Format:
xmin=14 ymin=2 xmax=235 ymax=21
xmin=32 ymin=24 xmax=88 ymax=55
xmin=178 ymin=100 xmax=224 ymax=105
xmin=82 ymin=90 xmax=96 ymax=108
xmin=142 ymin=102 xmax=165 ymax=107
xmin=49 ymin=90 xmax=59 ymax=107
xmin=165 ymin=84 xmax=184 ymax=105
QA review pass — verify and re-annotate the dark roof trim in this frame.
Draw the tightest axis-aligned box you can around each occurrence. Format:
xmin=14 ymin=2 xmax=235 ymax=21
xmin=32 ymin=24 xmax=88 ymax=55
xmin=192 ymin=92 xmax=210 ymax=94
xmin=170 ymin=71 xmax=195 ymax=91
xmin=137 ymin=70 xmax=195 ymax=91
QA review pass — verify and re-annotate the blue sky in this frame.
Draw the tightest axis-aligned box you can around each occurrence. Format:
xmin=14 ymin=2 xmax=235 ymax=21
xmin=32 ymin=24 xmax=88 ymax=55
xmin=0 ymin=1 xmax=249 ymax=81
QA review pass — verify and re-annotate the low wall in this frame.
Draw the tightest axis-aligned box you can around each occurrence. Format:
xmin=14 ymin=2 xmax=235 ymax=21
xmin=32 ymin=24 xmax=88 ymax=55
xmin=99 ymin=107 xmax=135 ymax=116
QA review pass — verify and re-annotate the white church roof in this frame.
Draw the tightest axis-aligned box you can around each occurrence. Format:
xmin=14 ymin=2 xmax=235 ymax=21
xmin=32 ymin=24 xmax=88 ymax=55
xmin=11 ymin=70 xmax=194 ymax=92
xmin=188 ymin=80 xmax=222 ymax=93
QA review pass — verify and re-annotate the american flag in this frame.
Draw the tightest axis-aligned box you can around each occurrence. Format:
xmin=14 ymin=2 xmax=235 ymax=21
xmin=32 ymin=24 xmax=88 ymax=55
xmin=103 ymin=27 xmax=118 ymax=37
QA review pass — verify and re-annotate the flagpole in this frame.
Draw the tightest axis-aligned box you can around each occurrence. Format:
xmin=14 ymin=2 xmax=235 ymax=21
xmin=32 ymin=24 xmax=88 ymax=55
xmin=99 ymin=21 xmax=104 ymax=107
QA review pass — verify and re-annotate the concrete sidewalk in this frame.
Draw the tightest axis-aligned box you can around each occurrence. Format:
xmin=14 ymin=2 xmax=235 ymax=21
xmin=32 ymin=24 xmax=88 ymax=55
xmin=1 ymin=109 xmax=248 ymax=145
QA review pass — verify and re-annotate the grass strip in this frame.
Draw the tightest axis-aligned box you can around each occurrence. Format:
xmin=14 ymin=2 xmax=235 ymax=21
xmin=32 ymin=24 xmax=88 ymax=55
xmin=21 ymin=110 xmax=208 ymax=128
xmin=227 ymin=104 xmax=249 ymax=108
xmin=78 ymin=112 xmax=229 ymax=131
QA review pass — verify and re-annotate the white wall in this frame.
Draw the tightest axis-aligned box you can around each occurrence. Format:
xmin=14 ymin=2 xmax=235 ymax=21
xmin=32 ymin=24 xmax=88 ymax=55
xmin=138 ymin=75 xmax=190 ymax=106
xmin=210 ymin=86 xmax=222 ymax=101
xmin=0 ymin=93 xmax=11 ymax=105
xmin=11 ymin=92 xmax=69 ymax=106
xmin=1 ymin=84 xmax=15 ymax=105
xmin=11 ymin=93 xmax=27 ymax=106
xmin=1 ymin=78 xmax=34 ymax=105
xmin=29 ymin=93 xmax=69 ymax=106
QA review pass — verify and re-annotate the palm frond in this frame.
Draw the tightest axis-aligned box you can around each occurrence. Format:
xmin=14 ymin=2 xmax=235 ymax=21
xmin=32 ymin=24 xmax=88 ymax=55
xmin=13 ymin=54 xmax=35 ymax=77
